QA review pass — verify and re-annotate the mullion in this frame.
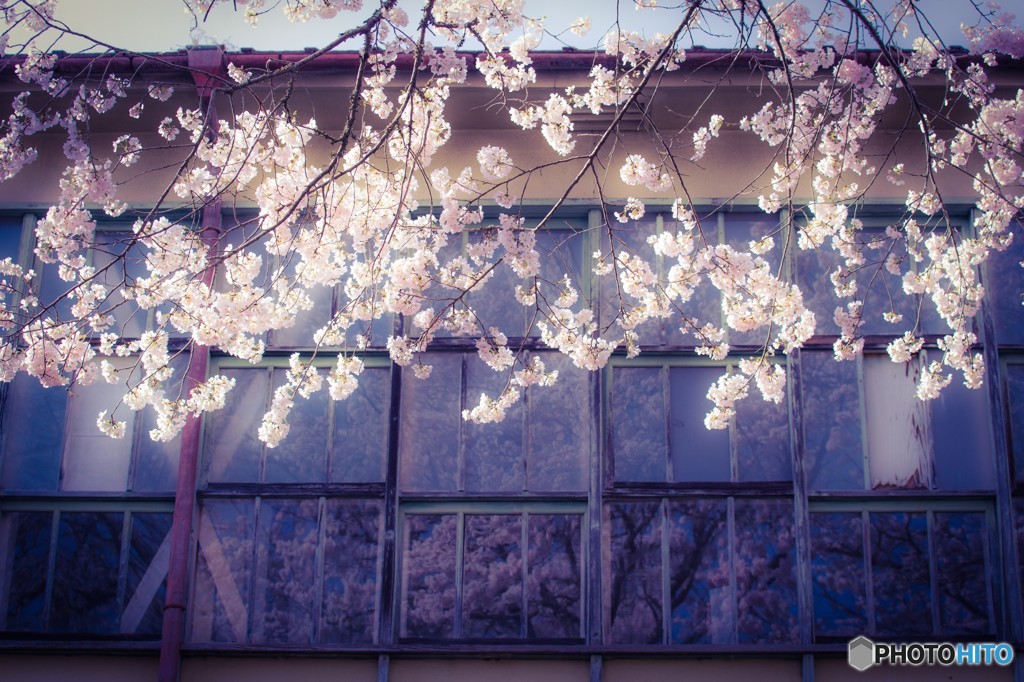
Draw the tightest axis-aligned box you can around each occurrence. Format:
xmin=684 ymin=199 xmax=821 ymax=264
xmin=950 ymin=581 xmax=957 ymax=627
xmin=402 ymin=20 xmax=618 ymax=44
xmin=42 ymin=509 xmax=58 ymax=631
xmin=115 ymin=510 xmax=132 ymax=630
xmin=926 ymin=509 xmax=940 ymax=636
xmin=313 ymin=496 xmax=327 ymax=644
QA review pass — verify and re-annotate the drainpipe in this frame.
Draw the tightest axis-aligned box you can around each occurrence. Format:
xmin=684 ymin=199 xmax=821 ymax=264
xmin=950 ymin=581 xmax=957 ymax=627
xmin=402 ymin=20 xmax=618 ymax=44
xmin=158 ymin=46 xmax=225 ymax=682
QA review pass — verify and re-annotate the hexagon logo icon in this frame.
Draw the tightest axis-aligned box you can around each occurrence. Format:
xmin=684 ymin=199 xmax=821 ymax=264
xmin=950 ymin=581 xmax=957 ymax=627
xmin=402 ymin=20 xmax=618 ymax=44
xmin=848 ymin=636 xmax=875 ymax=671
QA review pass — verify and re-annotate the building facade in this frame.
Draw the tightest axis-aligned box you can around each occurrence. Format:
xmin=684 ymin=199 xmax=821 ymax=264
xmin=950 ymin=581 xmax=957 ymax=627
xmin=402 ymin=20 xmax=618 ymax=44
xmin=0 ymin=48 xmax=1023 ymax=682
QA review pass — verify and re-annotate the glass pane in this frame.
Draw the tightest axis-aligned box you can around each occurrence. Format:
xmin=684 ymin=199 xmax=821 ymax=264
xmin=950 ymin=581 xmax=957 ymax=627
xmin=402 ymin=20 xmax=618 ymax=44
xmin=463 ymin=514 xmax=522 ymax=637
xmin=321 ymin=499 xmax=381 ymax=643
xmin=671 ymin=367 xmax=730 ymax=482
xmin=133 ymin=354 xmax=188 ymax=492
xmin=191 ymin=499 xmax=255 ymax=643
xmin=399 ymin=354 xmax=460 ymax=492
xmin=527 ymin=353 xmax=588 ymax=492
xmin=51 ymin=511 xmax=123 ymax=633
xmin=468 ymin=234 xmax=530 ymax=338
xmin=801 ymin=351 xmax=864 ymax=490
xmin=931 ymin=378 xmax=994 ymax=489
xmin=331 ymin=365 xmax=390 ymax=483
xmin=935 ymin=512 xmax=991 ymax=635
xmin=734 ymin=499 xmax=798 ymax=643
xmin=1006 ymin=366 xmax=1024 ymax=484
xmin=611 ymin=366 xmax=666 ymax=482
xmin=1 ymin=375 xmax=66 ymax=491
xmin=94 ymin=230 xmax=148 ymax=338
xmin=671 ymin=214 xmax=722 ymax=339
xmin=268 ymin=282 xmax=334 ymax=348
xmin=987 ymin=222 xmax=1024 ymax=344
xmin=735 ymin=388 xmax=791 ymax=482
xmin=870 ymin=511 xmax=931 ymax=636
xmin=205 ymin=368 xmax=267 ymax=483
xmin=723 ymin=214 xmax=783 ymax=346
xmin=402 ymin=514 xmax=457 ymax=638
xmin=264 ymin=368 xmax=328 ymax=483
xmin=668 ymin=499 xmax=729 ymax=644
xmin=810 ymin=512 xmax=867 ymax=637
xmin=0 ymin=219 xmax=22 ymax=262
xmin=606 ymin=502 xmax=662 ymax=644
xmin=38 ymin=262 xmax=75 ymax=321
xmin=796 ymin=237 xmax=841 ymax=336
xmin=62 ymin=362 xmax=137 ymax=491
xmin=602 ymin=215 xmax=665 ymax=345
xmin=125 ymin=512 xmax=172 ymax=636
xmin=527 ymin=514 xmax=581 ymax=639
xmin=464 ymin=358 xmax=524 ymax=492
xmin=864 ymin=357 xmax=929 ymax=489
xmin=1 ymin=511 xmax=51 ymax=631
xmin=253 ymin=499 xmax=319 ymax=644
xmin=534 ymin=228 xmax=585 ymax=336
xmin=858 ymin=227 xmax=916 ymax=337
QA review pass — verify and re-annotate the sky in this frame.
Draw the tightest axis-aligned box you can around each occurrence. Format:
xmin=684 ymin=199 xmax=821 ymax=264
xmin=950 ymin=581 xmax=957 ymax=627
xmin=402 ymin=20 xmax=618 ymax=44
xmin=40 ymin=0 xmax=1002 ymax=55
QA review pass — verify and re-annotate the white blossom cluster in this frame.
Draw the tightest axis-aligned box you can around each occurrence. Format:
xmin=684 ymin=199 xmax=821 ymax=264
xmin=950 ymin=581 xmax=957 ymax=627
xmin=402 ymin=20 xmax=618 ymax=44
xmin=0 ymin=0 xmax=1019 ymax=445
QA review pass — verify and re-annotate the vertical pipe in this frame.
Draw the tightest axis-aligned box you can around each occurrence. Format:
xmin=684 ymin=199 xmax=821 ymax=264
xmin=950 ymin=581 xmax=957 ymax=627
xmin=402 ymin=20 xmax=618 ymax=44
xmin=157 ymin=200 xmax=220 ymax=682
xmin=158 ymin=46 xmax=225 ymax=682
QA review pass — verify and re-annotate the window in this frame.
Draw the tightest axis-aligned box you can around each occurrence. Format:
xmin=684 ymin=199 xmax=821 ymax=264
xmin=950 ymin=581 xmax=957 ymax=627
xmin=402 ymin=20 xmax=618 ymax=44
xmin=399 ymin=351 xmax=590 ymax=494
xmin=602 ymin=211 xmax=784 ymax=347
xmin=1 ymin=357 xmax=183 ymax=493
xmin=802 ymin=351 xmax=996 ymax=491
xmin=190 ymin=356 xmax=391 ymax=645
xmin=810 ymin=505 xmax=996 ymax=640
xmin=411 ymin=215 xmax=588 ymax=340
xmin=604 ymin=497 xmax=798 ymax=644
xmin=399 ymin=507 xmax=584 ymax=640
xmin=191 ymin=497 xmax=382 ymax=644
xmin=795 ymin=214 xmax=965 ymax=337
xmin=203 ymin=361 xmax=391 ymax=485
xmin=609 ymin=362 xmax=791 ymax=484
xmin=0 ymin=507 xmax=171 ymax=635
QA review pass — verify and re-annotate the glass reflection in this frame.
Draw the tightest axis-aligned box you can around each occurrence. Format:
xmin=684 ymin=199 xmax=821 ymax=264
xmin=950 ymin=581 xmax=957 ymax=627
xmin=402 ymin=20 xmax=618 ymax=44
xmin=987 ymin=221 xmax=1024 ymax=344
xmin=331 ymin=366 xmax=390 ymax=483
xmin=931 ymin=379 xmax=994 ymax=490
xmin=399 ymin=354 xmax=461 ymax=492
xmin=606 ymin=502 xmax=662 ymax=643
xmin=871 ymin=512 xmax=931 ymax=636
xmin=127 ymin=512 xmax=172 ymax=636
xmin=253 ymin=499 xmax=319 ymax=644
xmin=464 ymin=361 xmax=524 ymax=492
xmin=463 ymin=514 xmax=523 ymax=637
xmin=735 ymin=385 xmax=791 ymax=482
xmin=527 ymin=354 xmax=588 ymax=492
xmin=321 ymin=500 xmax=381 ymax=643
xmin=527 ymin=514 xmax=582 ymax=638
xmin=205 ymin=369 xmax=267 ymax=483
xmin=1 ymin=512 xmax=51 ymax=631
xmin=402 ymin=514 xmax=457 ymax=637
xmin=1 ymin=375 xmax=66 ymax=491
xmin=1007 ymin=366 xmax=1024 ymax=484
xmin=935 ymin=512 xmax=991 ymax=635
xmin=264 ymin=369 xmax=328 ymax=483
xmin=668 ymin=500 xmax=728 ymax=643
xmin=611 ymin=367 xmax=666 ymax=482
xmin=191 ymin=499 xmax=255 ymax=643
xmin=51 ymin=512 xmax=122 ymax=633
xmin=734 ymin=499 xmax=798 ymax=643
xmin=801 ymin=351 xmax=864 ymax=490
xmin=810 ymin=512 xmax=867 ymax=637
